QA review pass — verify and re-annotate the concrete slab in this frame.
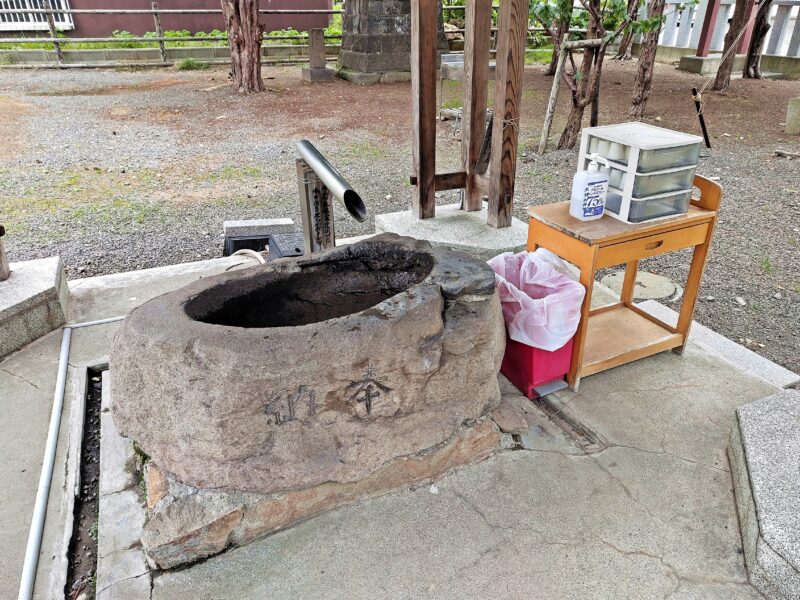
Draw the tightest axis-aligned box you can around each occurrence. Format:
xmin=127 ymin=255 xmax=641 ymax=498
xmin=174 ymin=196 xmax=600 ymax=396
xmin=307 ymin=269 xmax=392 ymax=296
xmin=600 ymin=270 xmax=681 ymax=301
xmin=638 ymin=300 xmax=799 ymax=389
xmin=375 ymin=203 xmax=528 ymax=261
xmin=0 ymin=256 xmax=68 ymax=360
xmin=730 ymin=390 xmax=800 ymax=599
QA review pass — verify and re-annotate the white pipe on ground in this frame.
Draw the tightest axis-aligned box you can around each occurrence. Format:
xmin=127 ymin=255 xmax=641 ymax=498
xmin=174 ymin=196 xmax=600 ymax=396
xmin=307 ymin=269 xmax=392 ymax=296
xmin=17 ymin=327 xmax=72 ymax=600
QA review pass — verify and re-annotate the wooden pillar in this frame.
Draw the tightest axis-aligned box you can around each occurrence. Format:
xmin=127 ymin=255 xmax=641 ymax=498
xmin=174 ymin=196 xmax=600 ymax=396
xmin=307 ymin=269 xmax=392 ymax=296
xmin=736 ymin=0 xmax=757 ymax=53
xmin=0 ymin=225 xmax=10 ymax=282
xmin=696 ymin=0 xmax=722 ymax=56
xmin=487 ymin=0 xmax=527 ymax=228
xmin=410 ymin=0 xmax=438 ymax=220
xmin=43 ymin=0 xmax=63 ymax=66
xmin=461 ymin=0 xmax=492 ymax=211
xmin=152 ymin=2 xmax=167 ymax=63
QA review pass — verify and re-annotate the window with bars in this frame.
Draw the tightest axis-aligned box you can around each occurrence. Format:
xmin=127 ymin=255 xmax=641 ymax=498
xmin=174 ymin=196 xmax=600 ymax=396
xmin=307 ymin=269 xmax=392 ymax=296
xmin=0 ymin=0 xmax=74 ymax=32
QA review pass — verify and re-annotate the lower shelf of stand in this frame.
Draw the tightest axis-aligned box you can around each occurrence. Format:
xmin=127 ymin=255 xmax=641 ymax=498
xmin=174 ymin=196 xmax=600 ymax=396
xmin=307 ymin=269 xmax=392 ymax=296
xmin=580 ymin=303 xmax=684 ymax=377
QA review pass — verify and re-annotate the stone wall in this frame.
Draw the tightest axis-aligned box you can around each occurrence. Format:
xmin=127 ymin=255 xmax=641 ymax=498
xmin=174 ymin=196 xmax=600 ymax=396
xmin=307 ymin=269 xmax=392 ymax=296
xmin=339 ymin=0 xmax=447 ymax=83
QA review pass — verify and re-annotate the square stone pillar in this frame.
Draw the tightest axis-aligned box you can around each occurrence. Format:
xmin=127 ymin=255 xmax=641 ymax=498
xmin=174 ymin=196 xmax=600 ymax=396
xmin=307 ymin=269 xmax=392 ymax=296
xmin=338 ymin=0 xmax=447 ymax=84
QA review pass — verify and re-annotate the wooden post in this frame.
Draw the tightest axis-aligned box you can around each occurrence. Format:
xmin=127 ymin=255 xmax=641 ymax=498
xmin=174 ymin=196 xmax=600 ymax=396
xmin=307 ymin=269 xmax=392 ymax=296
xmin=461 ymin=0 xmax=492 ymax=211
xmin=297 ymin=159 xmax=335 ymax=254
xmin=487 ymin=0 xmax=528 ymax=228
xmin=43 ymin=0 xmax=63 ymax=66
xmin=410 ymin=0 xmax=438 ymax=220
xmin=538 ymin=40 xmax=568 ymax=154
xmin=152 ymin=2 xmax=167 ymax=63
xmin=696 ymin=0 xmax=722 ymax=57
xmin=0 ymin=225 xmax=10 ymax=282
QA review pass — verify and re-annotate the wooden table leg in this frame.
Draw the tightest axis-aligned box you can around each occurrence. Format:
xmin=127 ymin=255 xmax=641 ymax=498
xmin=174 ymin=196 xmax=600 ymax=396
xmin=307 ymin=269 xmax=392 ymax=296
xmin=567 ymin=248 xmax=598 ymax=391
xmin=674 ymin=240 xmax=711 ymax=355
xmin=620 ymin=260 xmax=639 ymax=305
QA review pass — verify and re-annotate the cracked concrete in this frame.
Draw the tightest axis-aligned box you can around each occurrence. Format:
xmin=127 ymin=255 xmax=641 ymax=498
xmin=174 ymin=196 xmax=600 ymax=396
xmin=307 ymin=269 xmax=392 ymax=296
xmin=151 ymin=341 xmax=775 ymax=599
xmin=0 ymin=253 xmax=789 ymax=599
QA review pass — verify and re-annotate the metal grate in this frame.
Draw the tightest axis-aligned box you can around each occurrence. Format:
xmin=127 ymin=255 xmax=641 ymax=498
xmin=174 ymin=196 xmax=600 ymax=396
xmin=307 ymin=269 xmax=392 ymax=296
xmin=0 ymin=0 xmax=73 ymax=32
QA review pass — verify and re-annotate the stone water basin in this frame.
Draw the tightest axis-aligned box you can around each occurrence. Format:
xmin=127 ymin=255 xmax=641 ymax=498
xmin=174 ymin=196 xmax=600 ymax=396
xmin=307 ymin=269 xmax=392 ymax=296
xmin=111 ymin=234 xmax=505 ymax=495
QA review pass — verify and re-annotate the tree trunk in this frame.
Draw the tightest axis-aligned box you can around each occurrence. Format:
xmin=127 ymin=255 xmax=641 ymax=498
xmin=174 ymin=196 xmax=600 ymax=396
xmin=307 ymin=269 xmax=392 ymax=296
xmin=712 ymin=0 xmax=750 ymax=91
xmin=615 ymin=0 xmax=640 ymax=60
xmin=546 ymin=20 xmax=569 ymax=76
xmin=558 ymin=44 xmax=607 ymax=149
xmin=628 ymin=0 xmax=665 ymax=117
xmin=221 ymin=0 xmax=265 ymax=94
xmin=744 ymin=0 xmax=772 ymax=78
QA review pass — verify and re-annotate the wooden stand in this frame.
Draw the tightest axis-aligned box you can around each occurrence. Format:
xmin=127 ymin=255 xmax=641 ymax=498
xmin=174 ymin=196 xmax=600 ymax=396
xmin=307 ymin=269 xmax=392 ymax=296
xmin=410 ymin=0 xmax=528 ymax=228
xmin=527 ymin=175 xmax=722 ymax=390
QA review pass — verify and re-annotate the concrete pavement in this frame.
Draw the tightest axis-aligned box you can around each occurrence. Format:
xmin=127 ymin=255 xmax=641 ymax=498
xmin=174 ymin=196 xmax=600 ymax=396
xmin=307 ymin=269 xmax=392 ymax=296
xmin=0 ymin=253 xmax=794 ymax=599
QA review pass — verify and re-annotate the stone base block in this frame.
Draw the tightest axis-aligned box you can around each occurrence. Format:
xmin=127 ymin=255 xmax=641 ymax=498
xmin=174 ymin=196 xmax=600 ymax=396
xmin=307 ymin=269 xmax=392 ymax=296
xmin=786 ymin=98 xmax=800 ymax=135
xmin=141 ymin=418 xmax=501 ymax=570
xmin=337 ymin=67 xmax=411 ymax=85
xmin=0 ymin=256 xmax=68 ymax=361
xmin=678 ymin=53 xmax=746 ymax=75
xmin=301 ymin=67 xmax=335 ymax=82
xmin=729 ymin=390 xmax=800 ymax=599
xmin=374 ymin=203 xmax=527 ymax=261
xmin=222 ymin=218 xmax=295 ymax=239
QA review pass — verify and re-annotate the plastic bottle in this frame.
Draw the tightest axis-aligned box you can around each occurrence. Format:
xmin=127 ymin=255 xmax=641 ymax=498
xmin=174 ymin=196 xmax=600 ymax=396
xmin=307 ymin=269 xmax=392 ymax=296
xmin=570 ymin=153 xmax=609 ymax=221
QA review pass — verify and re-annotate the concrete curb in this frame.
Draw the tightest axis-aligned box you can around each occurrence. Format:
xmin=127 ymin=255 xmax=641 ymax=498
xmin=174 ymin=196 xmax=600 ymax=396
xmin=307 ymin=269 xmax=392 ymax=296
xmin=96 ymin=372 xmax=151 ymax=600
xmin=729 ymin=390 xmax=800 ymax=599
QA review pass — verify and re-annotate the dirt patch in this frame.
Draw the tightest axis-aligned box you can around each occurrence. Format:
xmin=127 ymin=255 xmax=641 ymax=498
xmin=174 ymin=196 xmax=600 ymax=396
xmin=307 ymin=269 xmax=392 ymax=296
xmin=0 ymin=95 xmax=32 ymax=159
xmin=32 ymin=78 xmax=190 ymax=97
xmin=66 ymin=372 xmax=102 ymax=600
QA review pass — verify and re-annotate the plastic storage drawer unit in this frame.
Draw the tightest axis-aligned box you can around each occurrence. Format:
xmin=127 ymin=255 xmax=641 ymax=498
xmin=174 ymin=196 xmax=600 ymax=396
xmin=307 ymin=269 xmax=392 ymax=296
xmin=638 ymin=143 xmax=701 ymax=173
xmin=631 ymin=166 xmax=696 ymax=197
xmin=606 ymin=189 xmax=692 ymax=223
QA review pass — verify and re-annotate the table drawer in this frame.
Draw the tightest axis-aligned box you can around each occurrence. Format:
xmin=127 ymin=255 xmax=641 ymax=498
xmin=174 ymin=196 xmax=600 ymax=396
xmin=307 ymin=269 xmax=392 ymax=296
xmin=596 ymin=223 xmax=709 ymax=268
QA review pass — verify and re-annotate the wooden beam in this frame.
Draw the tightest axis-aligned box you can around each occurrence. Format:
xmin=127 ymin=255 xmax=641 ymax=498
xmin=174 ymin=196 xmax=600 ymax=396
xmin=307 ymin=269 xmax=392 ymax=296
xmin=410 ymin=0 xmax=438 ymax=219
xmin=461 ymin=0 xmax=493 ymax=211
xmin=409 ymin=171 xmax=467 ymax=191
xmin=487 ymin=0 xmax=528 ymax=228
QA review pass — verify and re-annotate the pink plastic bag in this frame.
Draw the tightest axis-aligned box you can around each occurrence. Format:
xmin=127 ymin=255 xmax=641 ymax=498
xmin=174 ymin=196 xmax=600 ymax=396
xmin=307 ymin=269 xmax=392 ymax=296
xmin=487 ymin=251 xmax=586 ymax=351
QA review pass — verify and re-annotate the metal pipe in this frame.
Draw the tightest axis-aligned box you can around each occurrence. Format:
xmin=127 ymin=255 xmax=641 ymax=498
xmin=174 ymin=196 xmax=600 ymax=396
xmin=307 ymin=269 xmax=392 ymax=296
xmin=18 ymin=327 xmax=72 ymax=600
xmin=295 ymin=140 xmax=367 ymax=223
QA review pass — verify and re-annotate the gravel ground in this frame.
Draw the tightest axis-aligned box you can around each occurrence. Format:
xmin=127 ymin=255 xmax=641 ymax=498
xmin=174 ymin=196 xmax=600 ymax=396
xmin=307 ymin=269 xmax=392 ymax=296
xmin=0 ymin=61 xmax=798 ymax=374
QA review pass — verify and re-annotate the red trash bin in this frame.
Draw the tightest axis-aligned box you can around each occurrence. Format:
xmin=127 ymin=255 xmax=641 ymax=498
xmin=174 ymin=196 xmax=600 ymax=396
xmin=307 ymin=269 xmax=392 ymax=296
xmin=488 ymin=250 xmax=585 ymax=398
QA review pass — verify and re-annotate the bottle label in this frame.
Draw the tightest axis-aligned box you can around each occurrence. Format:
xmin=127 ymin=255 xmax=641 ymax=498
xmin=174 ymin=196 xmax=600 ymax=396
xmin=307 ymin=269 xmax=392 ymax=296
xmin=583 ymin=182 xmax=606 ymax=217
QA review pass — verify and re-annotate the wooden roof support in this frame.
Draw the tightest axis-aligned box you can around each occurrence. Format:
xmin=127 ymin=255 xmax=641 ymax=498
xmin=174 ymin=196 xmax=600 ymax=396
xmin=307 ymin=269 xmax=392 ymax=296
xmin=461 ymin=0 xmax=493 ymax=212
xmin=487 ymin=0 xmax=528 ymax=228
xmin=410 ymin=0 xmax=438 ymax=220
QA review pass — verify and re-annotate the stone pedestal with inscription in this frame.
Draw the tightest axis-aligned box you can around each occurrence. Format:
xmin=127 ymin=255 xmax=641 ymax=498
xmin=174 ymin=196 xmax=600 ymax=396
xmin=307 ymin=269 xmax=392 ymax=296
xmin=111 ymin=235 xmax=506 ymax=567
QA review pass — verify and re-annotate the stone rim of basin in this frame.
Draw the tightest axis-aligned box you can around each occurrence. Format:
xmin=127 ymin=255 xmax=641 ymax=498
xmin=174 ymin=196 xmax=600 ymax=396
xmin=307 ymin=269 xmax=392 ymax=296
xmin=111 ymin=233 xmax=506 ymax=496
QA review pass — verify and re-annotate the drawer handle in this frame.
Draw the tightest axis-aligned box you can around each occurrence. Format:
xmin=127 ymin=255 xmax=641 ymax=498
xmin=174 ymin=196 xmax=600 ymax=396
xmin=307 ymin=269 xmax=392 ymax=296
xmin=645 ymin=240 xmax=664 ymax=250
